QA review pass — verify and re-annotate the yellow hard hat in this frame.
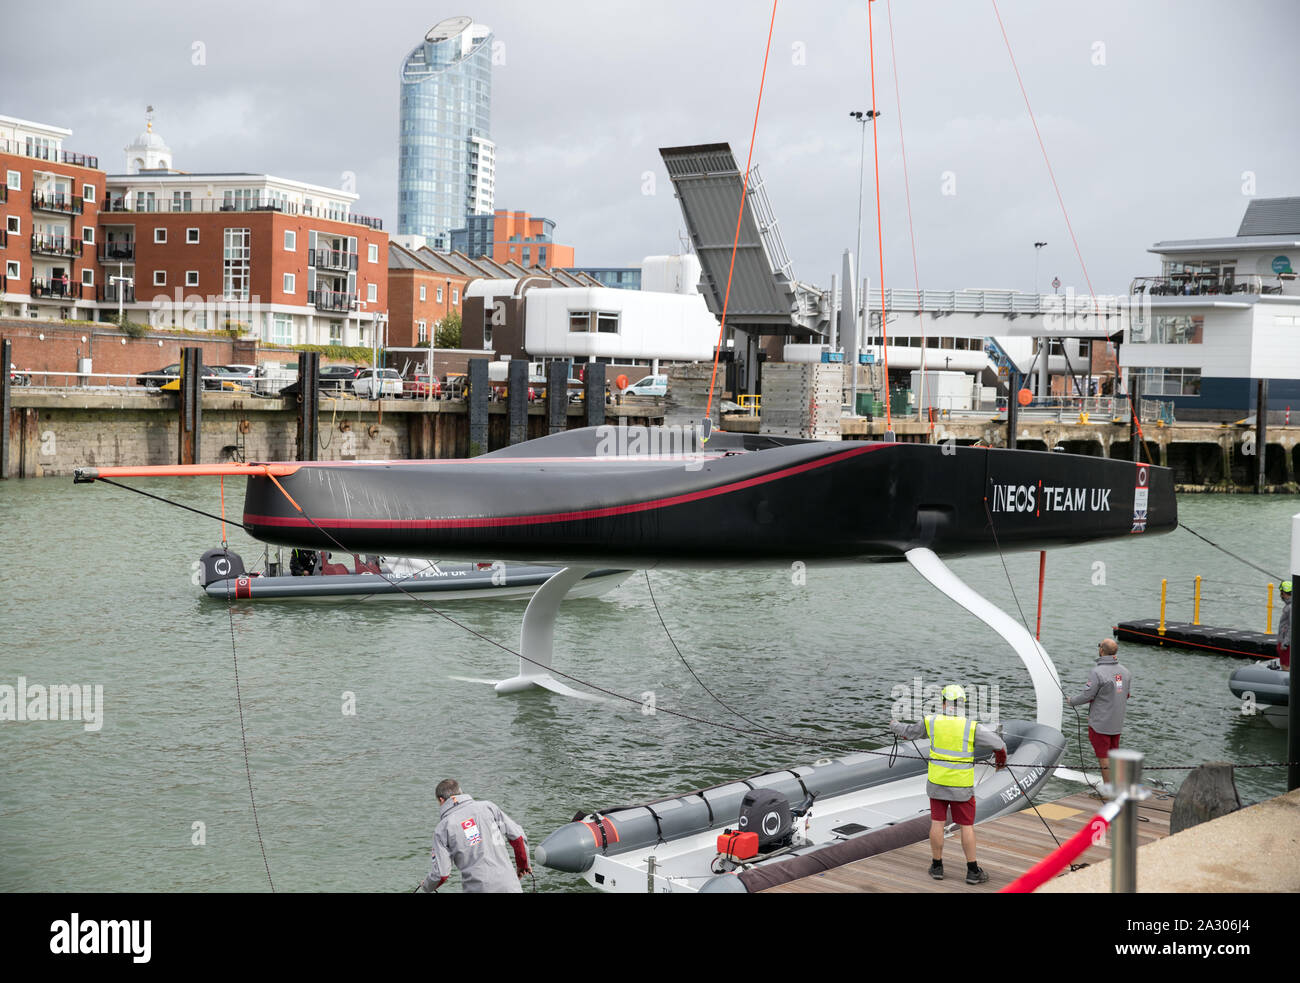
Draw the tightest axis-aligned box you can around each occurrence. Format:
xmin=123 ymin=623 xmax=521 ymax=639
xmin=941 ymin=684 xmax=966 ymax=702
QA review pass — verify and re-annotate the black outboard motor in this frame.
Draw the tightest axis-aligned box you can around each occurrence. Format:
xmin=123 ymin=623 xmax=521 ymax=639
xmin=198 ymin=548 xmax=246 ymax=586
xmin=737 ymin=788 xmax=794 ymax=851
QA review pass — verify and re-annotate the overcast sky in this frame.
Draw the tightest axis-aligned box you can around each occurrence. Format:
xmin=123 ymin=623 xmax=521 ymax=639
xmin=5 ymin=0 xmax=1296 ymax=296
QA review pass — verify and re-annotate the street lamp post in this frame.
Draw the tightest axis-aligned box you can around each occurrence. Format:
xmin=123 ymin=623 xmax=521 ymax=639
xmin=1033 ymin=241 xmax=1048 ymax=295
xmin=109 ymin=262 xmax=134 ymax=325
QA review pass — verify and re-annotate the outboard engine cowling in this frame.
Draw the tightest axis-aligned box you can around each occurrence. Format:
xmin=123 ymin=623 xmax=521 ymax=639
xmin=738 ymin=788 xmax=793 ymax=850
xmin=198 ymin=548 xmax=245 ymax=586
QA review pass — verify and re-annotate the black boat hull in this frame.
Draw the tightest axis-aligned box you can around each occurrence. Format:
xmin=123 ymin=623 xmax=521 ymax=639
xmin=239 ymin=428 xmax=1176 ymax=566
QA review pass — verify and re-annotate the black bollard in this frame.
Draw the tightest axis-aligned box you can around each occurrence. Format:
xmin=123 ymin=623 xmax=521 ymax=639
xmin=507 ymin=358 xmax=528 ymax=445
xmin=178 ymin=346 xmax=203 ymax=465
xmin=467 ymin=357 xmax=489 ymax=456
xmin=546 ymin=360 xmax=569 ymax=435
xmin=584 ymin=362 xmax=606 ymax=428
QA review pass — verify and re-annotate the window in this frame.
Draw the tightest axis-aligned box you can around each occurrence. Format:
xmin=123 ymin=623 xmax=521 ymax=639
xmin=5 ymin=261 xmax=18 ymax=279
xmin=417 ymin=321 xmax=428 ymax=345
xmin=281 ymin=273 xmax=295 ymax=294
xmin=272 ymin=314 xmax=293 ymax=345
xmin=186 ymin=228 xmax=199 ymax=244
xmin=82 ymin=226 xmax=95 ymax=244
xmin=6 ymin=216 xmax=18 ymax=235
xmin=1135 ymin=367 xmax=1202 ymax=397
xmin=284 ymin=230 xmax=296 ymax=251
xmin=223 ymin=228 xmax=251 ymax=300
xmin=82 ymin=183 xmax=96 ymax=203
xmin=419 ymin=285 xmax=426 ymax=302
xmin=154 ymin=270 xmax=167 ymax=286
xmin=367 ymin=283 xmax=377 ymax=303
xmin=597 ymin=312 xmax=619 ymax=334
xmin=436 ymin=286 xmax=444 ymax=303
xmin=328 ymin=321 xmax=342 ymax=345
xmin=82 ymin=269 xmax=94 ymax=286
xmin=368 ymin=243 xmax=378 ymax=263
xmin=452 ymin=289 xmax=458 ymax=305
xmin=6 ymin=171 xmax=19 ymax=191
xmin=154 ymin=228 xmax=167 ymax=244
xmin=186 ymin=271 xmax=199 ymax=287
xmin=1131 ymin=314 xmax=1204 ymax=345
xmin=569 ymin=311 xmax=592 ymax=333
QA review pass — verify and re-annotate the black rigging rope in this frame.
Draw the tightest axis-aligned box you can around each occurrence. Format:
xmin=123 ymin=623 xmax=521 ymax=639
xmin=1178 ymin=522 xmax=1282 ymax=582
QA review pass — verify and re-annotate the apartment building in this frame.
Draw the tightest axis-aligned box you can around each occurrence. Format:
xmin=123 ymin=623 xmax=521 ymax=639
xmin=0 ymin=115 xmax=106 ymax=320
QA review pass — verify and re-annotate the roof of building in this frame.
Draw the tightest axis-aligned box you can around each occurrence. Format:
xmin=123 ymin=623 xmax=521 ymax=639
xmin=1238 ymin=197 xmax=1300 ymax=236
xmin=1150 ymin=197 xmax=1300 ymax=253
xmin=389 ymin=242 xmax=433 ymax=271
xmin=1149 ymin=235 xmax=1300 ymax=254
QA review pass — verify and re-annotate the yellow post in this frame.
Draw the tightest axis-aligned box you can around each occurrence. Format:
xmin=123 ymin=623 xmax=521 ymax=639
xmin=1268 ymin=583 xmax=1275 ymax=634
xmin=1159 ymin=578 xmax=1167 ymax=636
xmin=1194 ymin=575 xmax=1201 ymax=626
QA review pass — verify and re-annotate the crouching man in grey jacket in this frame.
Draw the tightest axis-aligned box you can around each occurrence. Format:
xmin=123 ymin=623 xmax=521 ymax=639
xmin=418 ymin=779 xmax=531 ymax=893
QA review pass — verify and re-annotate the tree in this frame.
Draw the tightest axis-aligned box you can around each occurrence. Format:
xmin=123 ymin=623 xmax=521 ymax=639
xmin=434 ymin=309 xmax=462 ymax=349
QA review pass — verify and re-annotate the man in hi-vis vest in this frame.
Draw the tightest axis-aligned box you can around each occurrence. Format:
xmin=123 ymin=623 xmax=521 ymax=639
xmin=891 ymin=685 xmax=1006 ymax=885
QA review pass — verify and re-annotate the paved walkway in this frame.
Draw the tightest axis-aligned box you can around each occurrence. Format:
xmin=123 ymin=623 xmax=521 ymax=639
xmin=1040 ymin=787 xmax=1300 ymax=892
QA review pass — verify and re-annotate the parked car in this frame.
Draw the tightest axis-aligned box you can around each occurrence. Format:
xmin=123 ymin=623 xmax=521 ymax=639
xmin=138 ymin=363 xmax=181 ymax=388
xmin=624 ymin=374 xmax=667 ymax=397
xmin=352 ymin=368 xmax=404 ymax=399
xmin=404 ymin=372 xmax=441 ymax=398
xmin=215 ymin=364 xmax=258 ymax=386
xmin=318 ymin=365 xmax=364 ymax=392
xmin=158 ymin=366 xmax=244 ymax=392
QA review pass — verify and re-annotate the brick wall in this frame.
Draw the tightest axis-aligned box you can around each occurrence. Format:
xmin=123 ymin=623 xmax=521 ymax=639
xmin=1 ymin=317 xmax=249 ymax=382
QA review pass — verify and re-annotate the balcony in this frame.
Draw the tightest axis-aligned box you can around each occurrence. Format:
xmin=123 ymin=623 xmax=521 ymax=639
xmin=30 ymin=276 xmax=78 ymax=299
xmin=99 ymin=240 xmax=136 ymax=263
xmin=1129 ymin=273 xmax=1293 ymax=297
xmin=100 ymin=194 xmax=382 ymax=229
xmin=0 ymin=138 xmax=98 ymax=170
xmin=100 ymin=283 xmax=136 ymax=303
xmin=312 ymin=248 xmax=358 ymax=271
xmin=31 ymin=235 xmax=83 ymax=259
xmin=31 ymin=191 xmax=83 ymax=215
xmin=309 ymin=289 xmax=358 ymax=312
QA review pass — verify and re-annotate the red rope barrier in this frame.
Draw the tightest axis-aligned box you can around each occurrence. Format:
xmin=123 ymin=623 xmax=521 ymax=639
xmin=1000 ymin=799 xmax=1120 ymax=893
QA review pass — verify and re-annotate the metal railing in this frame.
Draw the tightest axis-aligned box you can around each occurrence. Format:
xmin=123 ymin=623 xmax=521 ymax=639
xmin=867 ymin=286 xmax=1129 ymax=318
xmin=998 ymin=395 xmax=1175 ymax=424
xmin=100 ymin=194 xmax=383 ymax=230
xmin=1129 ymin=273 xmax=1292 ymax=297
xmin=99 ymin=283 xmax=136 ymax=303
xmin=29 ymin=277 xmax=86 ymax=299
xmin=0 ymin=138 xmax=98 ymax=169
xmin=31 ymin=234 xmax=83 ymax=258
xmin=309 ymin=289 xmax=358 ymax=312
xmin=99 ymin=241 xmax=136 ymax=262
xmin=312 ymin=248 xmax=358 ymax=271
xmin=30 ymin=190 xmax=83 ymax=215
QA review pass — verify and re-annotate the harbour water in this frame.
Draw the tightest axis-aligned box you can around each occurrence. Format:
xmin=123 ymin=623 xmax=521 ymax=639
xmin=0 ymin=476 xmax=1293 ymax=892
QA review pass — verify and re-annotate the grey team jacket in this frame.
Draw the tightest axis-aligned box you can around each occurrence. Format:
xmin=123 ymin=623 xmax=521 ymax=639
xmin=1067 ymin=653 xmax=1131 ymax=735
xmin=421 ymin=795 xmax=526 ymax=894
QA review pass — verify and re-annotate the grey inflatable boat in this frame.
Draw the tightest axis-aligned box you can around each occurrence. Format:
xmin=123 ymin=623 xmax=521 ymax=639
xmin=536 ymin=719 xmax=1066 ymax=893
xmin=196 ymin=547 xmax=632 ymax=602
xmin=1228 ymin=661 xmax=1289 ymax=709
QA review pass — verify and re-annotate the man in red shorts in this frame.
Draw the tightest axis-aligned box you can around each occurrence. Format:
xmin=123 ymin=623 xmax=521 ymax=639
xmin=891 ymin=684 xmax=1006 ymax=884
xmin=1068 ymin=638 xmax=1132 ymax=786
